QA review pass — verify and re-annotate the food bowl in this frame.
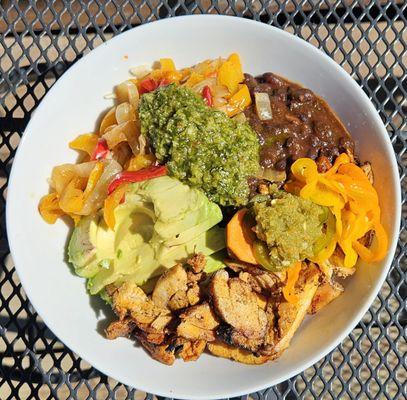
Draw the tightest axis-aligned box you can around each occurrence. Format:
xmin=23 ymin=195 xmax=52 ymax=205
xmin=6 ymin=15 xmax=400 ymax=399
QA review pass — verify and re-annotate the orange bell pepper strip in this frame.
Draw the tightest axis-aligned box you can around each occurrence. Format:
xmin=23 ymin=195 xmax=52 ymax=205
xmin=103 ymin=184 xmax=128 ymax=231
xmin=282 ymin=262 xmax=302 ymax=303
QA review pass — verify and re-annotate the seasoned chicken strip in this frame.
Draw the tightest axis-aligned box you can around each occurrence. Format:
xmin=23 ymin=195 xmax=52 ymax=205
xmin=308 ymin=280 xmax=343 ymax=314
xmin=272 ymin=264 xmax=319 ymax=355
xmin=177 ymin=303 xmax=219 ymax=342
xmin=105 ymin=318 xmax=135 ymax=340
xmin=112 ymin=282 xmax=172 ymax=341
xmin=152 ymin=264 xmax=188 ymax=310
xmin=210 ymin=270 xmax=268 ymax=352
xmin=134 ymin=331 xmax=175 ymax=366
xmin=178 ymin=339 xmax=207 ymax=362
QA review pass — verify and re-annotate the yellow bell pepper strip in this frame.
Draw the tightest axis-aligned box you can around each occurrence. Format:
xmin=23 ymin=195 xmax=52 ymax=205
xmin=56 ymin=162 xmax=104 ymax=215
xmin=227 ymin=53 xmax=242 ymax=67
xmin=69 ymin=133 xmax=99 ymax=157
xmin=282 ymin=261 xmax=302 ymax=303
xmin=38 ymin=193 xmax=65 ymax=224
xmin=324 ymin=153 xmax=351 ymax=176
xmin=164 ymin=70 xmax=183 ymax=83
xmin=184 ymin=72 xmax=204 ymax=87
xmin=353 ymin=218 xmax=388 ymax=262
xmin=217 ymin=53 xmax=244 ymax=94
xmin=288 ymin=154 xmax=388 ymax=269
xmin=58 ymin=177 xmax=85 ymax=213
xmin=159 ymin=58 xmax=176 ymax=71
xmin=227 ymin=84 xmax=252 ymax=117
xmin=103 ymin=184 xmax=128 ymax=230
xmin=83 ymin=162 xmax=104 ymax=200
xmin=127 ymin=154 xmax=155 ymax=171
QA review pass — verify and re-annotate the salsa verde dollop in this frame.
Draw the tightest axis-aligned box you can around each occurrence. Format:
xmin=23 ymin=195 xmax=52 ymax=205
xmin=139 ymin=84 xmax=259 ymax=207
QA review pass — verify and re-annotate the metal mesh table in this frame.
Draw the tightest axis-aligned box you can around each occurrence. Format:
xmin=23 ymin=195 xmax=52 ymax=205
xmin=1 ymin=1 xmax=405 ymax=399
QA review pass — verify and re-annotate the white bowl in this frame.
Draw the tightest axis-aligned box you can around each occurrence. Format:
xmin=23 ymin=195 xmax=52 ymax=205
xmin=7 ymin=15 xmax=400 ymax=399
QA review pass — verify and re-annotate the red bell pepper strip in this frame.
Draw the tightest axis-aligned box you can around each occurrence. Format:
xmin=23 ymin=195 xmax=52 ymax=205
xmin=108 ymin=165 xmax=167 ymax=194
xmin=158 ymin=78 xmax=170 ymax=88
xmin=202 ymin=85 xmax=213 ymax=106
xmin=91 ymin=138 xmax=109 ymax=160
xmin=139 ymin=78 xmax=158 ymax=94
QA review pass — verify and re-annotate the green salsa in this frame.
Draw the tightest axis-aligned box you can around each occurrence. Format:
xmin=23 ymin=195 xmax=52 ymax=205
xmin=253 ymin=191 xmax=327 ymax=269
xmin=139 ymin=84 xmax=260 ymax=207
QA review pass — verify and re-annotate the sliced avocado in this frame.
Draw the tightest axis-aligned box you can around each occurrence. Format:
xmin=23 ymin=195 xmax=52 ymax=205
xmin=75 ymin=260 xmax=100 ymax=278
xmin=205 ymin=250 xmax=227 ymax=274
xmin=157 ymin=226 xmax=225 ymax=267
xmin=68 ymin=215 xmax=98 ymax=270
xmin=157 ymin=201 xmax=222 ymax=246
xmin=71 ymin=213 xmax=117 ymax=279
xmin=88 ymin=243 xmax=157 ymax=295
xmin=135 ymin=175 xmax=180 ymax=198
xmin=70 ymin=176 xmax=226 ymax=295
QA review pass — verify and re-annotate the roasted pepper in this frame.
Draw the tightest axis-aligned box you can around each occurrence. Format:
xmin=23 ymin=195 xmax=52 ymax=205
xmin=282 ymin=261 xmax=302 ymax=303
xmin=288 ymin=154 xmax=387 ymax=269
xmin=107 ymin=165 xmax=167 ymax=194
xmin=69 ymin=133 xmax=99 ymax=157
xmin=103 ymin=183 xmax=128 ymax=230
xmin=91 ymin=138 xmax=109 ymax=161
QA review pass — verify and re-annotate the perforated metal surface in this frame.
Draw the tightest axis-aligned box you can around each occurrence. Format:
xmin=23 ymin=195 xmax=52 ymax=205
xmin=0 ymin=1 xmax=406 ymax=399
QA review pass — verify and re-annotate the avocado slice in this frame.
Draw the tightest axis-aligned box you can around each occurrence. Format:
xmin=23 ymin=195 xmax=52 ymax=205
xmin=68 ymin=215 xmax=98 ymax=272
xmin=69 ymin=176 xmax=226 ymax=295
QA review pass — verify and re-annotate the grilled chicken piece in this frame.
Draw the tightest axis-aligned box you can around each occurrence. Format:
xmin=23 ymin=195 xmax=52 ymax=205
xmin=207 ymin=341 xmax=271 ymax=365
xmin=134 ymin=331 xmax=175 ymax=365
xmin=112 ymin=282 xmax=172 ymax=342
xmin=177 ymin=303 xmax=219 ymax=342
xmin=259 ymin=301 xmax=278 ymax=356
xmin=178 ymin=339 xmax=207 ymax=362
xmin=216 ymin=325 xmax=265 ymax=353
xmin=238 ymin=270 xmax=280 ymax=294
xmin=186 ymin=252 xmax=206 ymax=273
xmin=225 ymin=259 xmax=283 ymax=292
xmin=152 ymin=264 xmax=188 ymax=310
xmin=308 ymin=280 xmax=344 ymax=314
xmin=256 ymin=292 xmax=268 ymax=310
xmin=152 ymin=257 xmax=206 ymax=312
xmin=361 ymin=161 xmax=373 ymax=184
xmin=272 ymin=264 xmax=319 ymax=355
xmin=210 ymin=270 xmax=268 ymax=352
xmin=105 ymin=318 xmax=135 ymax=340
xmin=327 ymin=248 xmax=356 ymax=279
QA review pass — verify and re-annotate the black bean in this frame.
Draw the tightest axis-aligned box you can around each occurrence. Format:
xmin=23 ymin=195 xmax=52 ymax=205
xmin=262 ymin=72 xmax=286 ymax=89
xmin=291 ymin=88 xmax=315 ymax=103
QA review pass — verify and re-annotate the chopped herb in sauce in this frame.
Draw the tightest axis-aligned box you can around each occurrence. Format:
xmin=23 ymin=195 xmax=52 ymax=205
xmin=139 ymin=84 xmax=260 ymax=206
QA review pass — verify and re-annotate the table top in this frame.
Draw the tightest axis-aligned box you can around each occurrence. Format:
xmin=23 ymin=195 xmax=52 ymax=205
xmin=0 ymin=1 xmax=405 ymax=399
